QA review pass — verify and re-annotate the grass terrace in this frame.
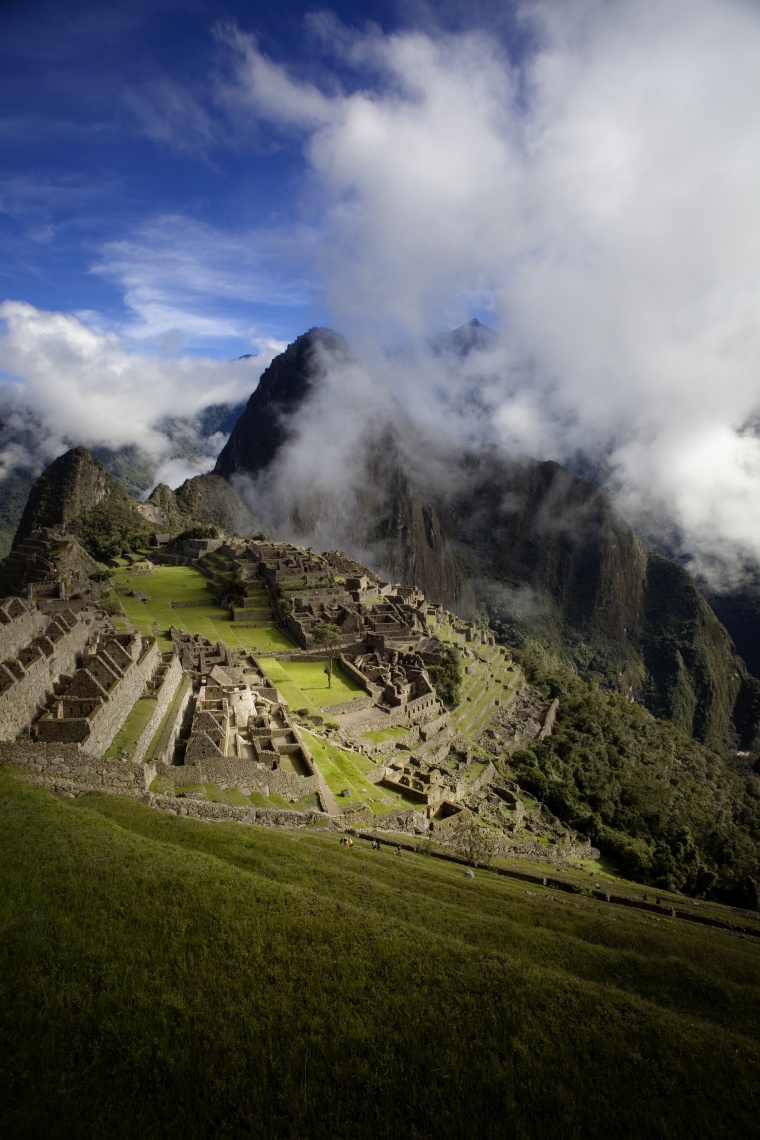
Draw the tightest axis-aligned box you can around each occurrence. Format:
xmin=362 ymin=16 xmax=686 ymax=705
xmin=301 ymin=729 xmax=420 ymax=815
xmin=2 ymin=771 xmax=759 ymax=1139
xmin=104 ymin=698 xmax=156 ymax=760
xmin=450 ymin=642 xmax=517 ymax=739
xmin=110 ymin=565 xmax=294 ymax=653
xmin=259 ymin=657 xmax=367 ymax=711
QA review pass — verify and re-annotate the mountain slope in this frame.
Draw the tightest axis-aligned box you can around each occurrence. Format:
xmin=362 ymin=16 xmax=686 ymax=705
xmin=214 ymin=326 xmax=760 ymax=754
xmin=3 ymin=772 xmax=759 ymax=1138
xmin=138 ymin=473 xmax=257 ymax=536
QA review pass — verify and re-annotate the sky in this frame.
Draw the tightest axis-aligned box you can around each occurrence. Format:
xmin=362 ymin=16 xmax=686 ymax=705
xmin=1 ymin=0 xmax=760 ymax=584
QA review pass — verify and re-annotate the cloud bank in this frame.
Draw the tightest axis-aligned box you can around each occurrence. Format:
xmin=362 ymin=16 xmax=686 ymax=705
xmin=222 ymin=0 xmax=760 ymax=584
xmin=0 ymin=300 xmax=270 ymax=484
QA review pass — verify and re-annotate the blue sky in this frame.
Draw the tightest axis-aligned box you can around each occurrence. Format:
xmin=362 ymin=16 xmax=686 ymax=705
xmin=0 ymin=0 xmax=524 ymax=357
xmin=2 ymin=0 xmax=760 ymax=578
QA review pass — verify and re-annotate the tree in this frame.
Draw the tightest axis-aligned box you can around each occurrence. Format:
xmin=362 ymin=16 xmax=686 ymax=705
xmin=427 ymin=646 xmax=462 ymax=708
xmin=311 ymin=622 xmax=342 ymax=688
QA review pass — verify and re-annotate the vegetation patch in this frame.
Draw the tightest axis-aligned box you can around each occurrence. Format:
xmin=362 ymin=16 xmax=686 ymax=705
xmin=301 ymin=730 xmax=417 ymax=815
xmin=511 ymin=646 xmax=760 ymax=907
xmin=2 ymin=773 xmax=760 ymax=1139
xmin=104 ymin=698 xmax=156 ymax=760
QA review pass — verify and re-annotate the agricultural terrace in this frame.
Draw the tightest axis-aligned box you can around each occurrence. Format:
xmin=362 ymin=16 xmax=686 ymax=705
xmin=108 ymin=565 xmax=293 ymax=653
xmin=258 ymin=657 xmax=367 ymax=713
xmin=104 ymin=698 xmax=156 ymax=760
xmin=300 ymin=729 xmax=421 ymax=815
xmin=450 ymin=642 xmax=518 ymax=739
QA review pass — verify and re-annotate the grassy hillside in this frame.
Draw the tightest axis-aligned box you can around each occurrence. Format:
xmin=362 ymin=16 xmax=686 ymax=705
xmin=2 ymin=771 xmax=759 ymax=1139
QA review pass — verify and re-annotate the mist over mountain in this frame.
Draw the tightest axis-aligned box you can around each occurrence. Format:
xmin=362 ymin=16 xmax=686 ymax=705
xmin=215 ymin=326 xmax=760 ymax=755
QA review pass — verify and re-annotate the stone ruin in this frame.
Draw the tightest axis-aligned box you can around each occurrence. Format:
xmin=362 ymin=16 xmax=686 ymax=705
xmin=0 ymin=597 xmax=95 ymax=741
xmin=35 ymin=629 xmax=161 ymax=755
xmin=0 ymin=528 xmax=101 ymax=603
xmin=197 ymin=538 xmax=428 ymax=651
xmin=162 ymin=630 xmax=323 ymax=806
xmin=0 ymin=596 xmax=186 ymax=798
xmin=0 ymin=534 xmax=571 ymax=851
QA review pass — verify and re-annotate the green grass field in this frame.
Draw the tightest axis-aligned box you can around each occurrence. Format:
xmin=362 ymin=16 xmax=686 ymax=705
xmin=2 ymin=771 xmax=759 ymax=1139
xmin=259 ymin=657 xmax=366 ymax=710
xmin=302 ymin=729 xmax=435 ymax=815
xmin=110 ymin=565 xmax=294 ymax=653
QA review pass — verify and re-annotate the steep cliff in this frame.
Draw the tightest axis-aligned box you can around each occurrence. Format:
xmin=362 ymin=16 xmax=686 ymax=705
xmin=213 ymin=326 xmax=760 ymax=752
xmin=13 ymin=447 xmax=111 ymax=545
xmin=215 ymin=328 xmax=352 ymax=480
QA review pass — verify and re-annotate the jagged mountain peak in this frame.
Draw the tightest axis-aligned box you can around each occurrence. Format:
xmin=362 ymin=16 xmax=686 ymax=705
xmin=214 ymin=327 xmax=357 ymax=482
xmin=430 ymin=317 xmax=498 ymax=357
xmin=13 ymin=447 xmax=112 ymax=547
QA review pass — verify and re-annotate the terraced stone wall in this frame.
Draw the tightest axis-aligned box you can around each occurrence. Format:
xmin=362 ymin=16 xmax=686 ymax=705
xmin=0 ymin=600 xmax=45 ymax=661
xmin=81 ymin=639 xmax=161 ymax=758
xmin=0 ymin=739 xmax=150 ymax=793
xmin=164 ymin=757 xmax=319 ymax=801
xmin=0 ymin=613 xmax=92 ymax=740
xmin=133 ymin=654 xmax=183 ymax=763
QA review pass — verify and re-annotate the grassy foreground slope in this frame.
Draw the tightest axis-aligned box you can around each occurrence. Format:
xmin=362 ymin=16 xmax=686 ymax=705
xmin=2 ymin=773 xmax=759 ymax=1140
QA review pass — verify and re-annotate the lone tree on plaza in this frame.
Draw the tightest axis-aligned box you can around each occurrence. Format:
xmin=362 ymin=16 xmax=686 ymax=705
xmin=311 ymin=622 xmax=342 ymax=687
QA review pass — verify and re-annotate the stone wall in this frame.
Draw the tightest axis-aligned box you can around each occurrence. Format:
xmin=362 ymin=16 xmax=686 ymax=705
xmin=469 ymin=761 xmax=497 ymax=795
xmin=148 ymin=793 xmax=327 ymax=828
xmin=0 ymin=598 xmax=45 ymax=662
xmin=0 ymin=739 xmax=150 ymax=793
xmin=538 ymin=698 xmax=560 ymax=741
xmin=414 ymin=734 xmax=453 ymax=764
xmin=146 ymin=674 xmax=193 ymax=765
xmin=359 ymin=727 xmax=418 ymax=756
xmin=324 ymin=695 xmax=375 ymax=716
xmin=164 ymin=757 xmax=319 ymax=801
xmin=337 ymin=655 xmax=378 ymax=694
xmin=133 ymin=654 xmax=183 ymax=763
xmin=81 ymin=639 xmax=161 ymax=758
xmin=0 ymin=612 xmax=92 ymax=741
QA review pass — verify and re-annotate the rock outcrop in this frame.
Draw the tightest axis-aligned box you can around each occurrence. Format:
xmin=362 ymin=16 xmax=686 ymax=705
xmin=138 ymin=473 xmax=256 ymax=536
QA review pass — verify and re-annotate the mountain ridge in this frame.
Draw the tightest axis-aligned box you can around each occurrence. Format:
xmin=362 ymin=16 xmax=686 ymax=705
xmin=214 ymin=325 xmax=760 ymax=755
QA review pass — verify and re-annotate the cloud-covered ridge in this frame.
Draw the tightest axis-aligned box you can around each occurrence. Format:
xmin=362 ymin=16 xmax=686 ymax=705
xmin=0 ymin=301 xmax=271 ymax=485
xmin=218 ymin=0 xmax=760 ymax=583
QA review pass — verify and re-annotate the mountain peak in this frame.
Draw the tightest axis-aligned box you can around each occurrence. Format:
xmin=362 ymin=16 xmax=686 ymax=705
xmin=214 ymin=328 xmax=354 ymax=481
xmin=12 ymin=447 xmax=110 ymax=547
xmin=430 ymin=318 xmax=497 ymax=357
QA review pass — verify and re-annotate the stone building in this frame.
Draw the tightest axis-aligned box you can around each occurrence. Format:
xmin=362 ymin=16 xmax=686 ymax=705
xmin=164 ymin=632 xmax=320 ymax=802
xmin=0 ymin=604 xmax=94 ymax=741
xmin=35 ymin=630 xmax=161 ymax=756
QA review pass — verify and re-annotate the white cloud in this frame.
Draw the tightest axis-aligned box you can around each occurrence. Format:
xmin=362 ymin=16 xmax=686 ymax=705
xmin=221 ymin=0 xmax=760 ymax=581
xmin=91 ymin=214 xmax=310 ymax=346
xmin=0 ymin=300 xmax=270 ymax=480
